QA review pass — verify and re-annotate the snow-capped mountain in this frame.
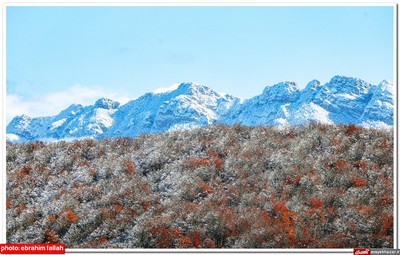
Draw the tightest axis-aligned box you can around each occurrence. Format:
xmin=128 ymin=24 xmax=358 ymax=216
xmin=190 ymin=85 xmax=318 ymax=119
xmin=107 ymin=82 xmax=240 ymax=138
xmin=6 ymin=76 xmax=394 ymax=143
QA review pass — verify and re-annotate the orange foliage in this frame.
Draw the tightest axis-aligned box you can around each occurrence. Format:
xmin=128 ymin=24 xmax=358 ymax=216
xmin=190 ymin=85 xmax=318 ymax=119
xmin=380 ymin=213 xmax=393 ymax=235
xmin=354 ymin=206 xmax=374 ymax=217
xmin=350 ymin=177 xmax=368 ymax=188
xmin=379 ymin=139 xmax=389 ymax=149
xmin=286 ymin=175 xmax=301 ymax=185
xmin=115 ymin=204 xmax=123 ymax=214
xmin=64 ymin=208 xmax=78 ymax=224
xmin=6 ymin=199 xmax=10 ymax=209
xmin=185 ymin=157 xmax=211 ymax=168
xmin=139 ymin=182 xmax=150 ymax=193
xmin=141 ymin=201 xmax=151 ymax=211
xmin=345 ymin=124 xmax=361 ymax=136
xmin=379 ymin=192 xmax=393 ymax=206
xmin=353 ymin=160 xmax=367 ymax=171
xmin=207 ymin=149 xmax=219 ymax=158
xmin=150 ymin=226 xmax=182 ymax=248
xmin=190 ymin=231 xmax=202 ymax=248
xmin=203 ymin=238 xmax=217 ymax=248
xmin=261 ymin=211 xmax=271 ymax=223
xmin=16 ymin=166 xmax=32 ymax=178
xmin=214 ymin=157 xmax=224 ymax=170
xmin=309 ymin=198 xmax=323 ymax=209
xmin=178 ymin=236 xmax=192 ymax=248
xmin=123 ymin=161 xmax=134 ymax=175
xmin=98 ymin=237 xmax=108 ymax=243
xmin=48 ymin=214 xmax=59 ymax=224
xmin=44 ymin=229 xmax=59 ymax=244
xmin=335 ymin=160 xmax=347 ymax=170
xmin=198 ymin=182 xmax=213 ymax=194
xmin=273 ymin=201 xmax=297 ymax=245
xmin=15 ymin=204 xmax=27 ymax=214
xmin=238 ymin=219 xmax=250 ymax=232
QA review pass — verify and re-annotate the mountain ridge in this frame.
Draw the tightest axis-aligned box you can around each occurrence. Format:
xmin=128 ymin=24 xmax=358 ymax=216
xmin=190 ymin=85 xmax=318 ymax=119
xmin=6 ymin=75 xmax=394 ymax=143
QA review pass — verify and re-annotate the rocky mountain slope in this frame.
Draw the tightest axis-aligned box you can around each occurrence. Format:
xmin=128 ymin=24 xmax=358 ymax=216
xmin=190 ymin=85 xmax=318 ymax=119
xmin=6 ymin=76 xmax=394 ymax=142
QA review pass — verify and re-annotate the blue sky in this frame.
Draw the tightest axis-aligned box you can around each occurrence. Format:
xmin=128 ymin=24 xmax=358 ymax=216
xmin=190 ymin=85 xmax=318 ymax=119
xmin=6 ymin=6 xmax=394 ymax=122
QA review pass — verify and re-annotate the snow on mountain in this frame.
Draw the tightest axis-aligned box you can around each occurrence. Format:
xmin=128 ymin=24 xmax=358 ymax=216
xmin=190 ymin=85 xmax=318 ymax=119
xmin=359 ymin=80 xmax=394 ymax=126
xmin=221 ymin=81 xmax=301 ymax=126
xmin=6 ymin=76 xmax=394 ymax=143
xmin=310 ymin=75 xmax=375 ymax=124
xmin=7 ymin=98 xmax=120 ymax=142
xmin=108 ymin=82 xmax=240 ymax=138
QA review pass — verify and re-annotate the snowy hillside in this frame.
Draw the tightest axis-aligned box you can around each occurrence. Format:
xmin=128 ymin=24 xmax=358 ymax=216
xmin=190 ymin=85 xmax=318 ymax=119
xmin=6 ymin=124 xmax=394 ymax=248
xmin=6 ymin=76 xmax=394 ymax=142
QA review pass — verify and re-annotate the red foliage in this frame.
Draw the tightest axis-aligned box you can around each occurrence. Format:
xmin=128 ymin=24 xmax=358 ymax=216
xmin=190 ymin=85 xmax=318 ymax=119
xmin=44 ymin=229 xmax=59 ymax=244
xmin=309 ymin=198 xmax=323 ymax=209
xmin=115 ymin=204 xmax=123 ymax=214
xmin=98 ymin=237 xmax=108 ymax=243
xmin=177 ymin=231 xmax=202 ymax=248
xmin=123 ymin=161 xmax=134 ymax=175
xmin=150 ymin=226 xmax=182 ymax=248
xmin=15 ymin=204 xmax=27 ymax=214
xmin=379 ymin=139 xmax=389 ymax=149
xmin=178 ymin=236 xmax=192 ymax=248
xmin=354 ymin=206 xmax=374 ymax=217
xmin=16 ymin=166 xmax=32 ymax=178
xmin=261 ymin=211 xmax=271 ymax=223
xmin=141 ymin=201 xmax=151 ymax=211
xmin=379 ymin=192 xmax=393 ymax=206
xmin=214 ymin=157 xmax=224 ymax=170
xmin=185 ymin=157 xmax=211 ymax=168
xmin=272 ymin=201 xmax=297 ymax=245
xmin=204 ymin=238 xmax=217 ymax=248
xmin=286 ymin=175 xmax=301 ymax=185
xmin=207 ymin=149 xmax=219 ymax=158
xmin=139 ymin=182 xmax=150 ymax=193
xmin=48 ymin=214 xmax=59 ymax=224
xmin=273 ymin=202 xmax=296 ymax=225
xmin=350 ymin=177 xmax=368 ymax=188
xmin=353 ymin=160 xmax=367 ymax=171
xmin=190 ymin=231 xmax=202 ymax=248
xmin=64 ymin=208 xmax=78 ymax=224
xmin=198 ymin=182 xmax=213 ymax=195
xmin=6 ymin=199 xmax=10 ymax=209
xmin=380 ymin=212 xmax=393 ymax=235
xmin=238 ymin=219 xmax=251 ymax=233
xmin=153 ymin=227 xmax=172 ymax=248
xmin=335 ymin=160 xmax=347 ymax=170
xmin=346 ymin=124 xmax=361 ymax=136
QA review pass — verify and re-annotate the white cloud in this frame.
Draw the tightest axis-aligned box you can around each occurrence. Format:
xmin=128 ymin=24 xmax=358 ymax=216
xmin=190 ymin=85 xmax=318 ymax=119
xmin=6 ymin=84 xmax=132 ymax=124
xmin=152 ymin=83 xmax=180 ymax=94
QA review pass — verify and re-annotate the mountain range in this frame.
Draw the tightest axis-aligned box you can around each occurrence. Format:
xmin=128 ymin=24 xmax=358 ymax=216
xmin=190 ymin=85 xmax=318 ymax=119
xmin=6 ymin=75 xmax=394 ymax=143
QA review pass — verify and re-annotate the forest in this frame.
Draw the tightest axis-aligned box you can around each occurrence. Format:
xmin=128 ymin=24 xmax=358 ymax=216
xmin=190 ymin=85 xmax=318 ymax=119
xmin=6 ymin=123 xmax=393 ymax=248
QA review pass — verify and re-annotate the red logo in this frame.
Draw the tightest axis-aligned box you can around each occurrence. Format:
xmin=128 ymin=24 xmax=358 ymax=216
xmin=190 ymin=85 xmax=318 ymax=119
xmin=354 ymin=248 xmax=370 ymax=255
xmin=0 ymin=244 xmax=65 ymax=254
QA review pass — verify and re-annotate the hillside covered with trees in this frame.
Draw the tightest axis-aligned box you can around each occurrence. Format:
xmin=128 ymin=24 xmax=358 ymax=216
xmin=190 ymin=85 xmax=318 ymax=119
xmin=6 ymin=123 xmax=393 ymax=248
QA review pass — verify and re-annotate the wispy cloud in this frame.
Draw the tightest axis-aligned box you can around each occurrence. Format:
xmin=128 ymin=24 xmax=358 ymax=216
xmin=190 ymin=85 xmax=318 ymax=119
xmin=6 ymin=84 xmax=132 ymax=123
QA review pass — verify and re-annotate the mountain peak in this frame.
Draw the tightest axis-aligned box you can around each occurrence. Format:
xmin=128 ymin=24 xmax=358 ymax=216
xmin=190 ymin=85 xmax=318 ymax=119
xmin=327 ymin=75 xmax=371 ymax=95
xmin=304 ymin=79 xmax=322 ymax=91
xmin=263 ymin=81 xmax=300 ymax=94
xmin=176 ymin=82 xmax=208 ymax=94
xmin=6 ymin=76 xmax=393 ymax=143
xmin=94 ymin=98 xmax=120 ymax=109
xmin=260 ymin=81 xmax=300 ymax=103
